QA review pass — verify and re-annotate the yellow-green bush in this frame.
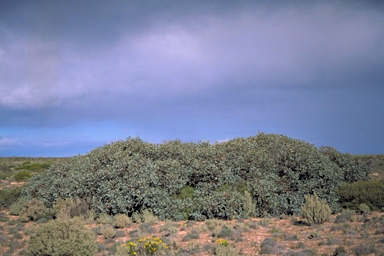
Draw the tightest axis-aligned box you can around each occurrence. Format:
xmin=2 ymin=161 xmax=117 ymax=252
xmin=113 ymin=213 xmax=131 ymax=228
xmin=14 ymin=170 xmax=31 ymax=181
xmin=27 ymin=217 xmax=97 ymax=256
xmin=99 ymin=224 xmax=116 ymax=239
xmin=300 ymin=193 xmax=331 ymax=225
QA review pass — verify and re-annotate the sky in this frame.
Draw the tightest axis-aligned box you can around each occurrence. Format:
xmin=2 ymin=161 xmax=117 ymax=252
xmin=1 ymin=0 xmax=384 ymax=157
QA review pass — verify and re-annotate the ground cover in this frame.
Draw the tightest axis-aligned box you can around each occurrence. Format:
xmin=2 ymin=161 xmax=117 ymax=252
xmin=0 ymin=208 xmax=383 ymax=255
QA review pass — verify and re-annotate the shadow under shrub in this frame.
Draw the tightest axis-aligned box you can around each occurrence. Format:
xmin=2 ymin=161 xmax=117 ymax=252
xmin=27 ymin=217 xmax=97 ymax=256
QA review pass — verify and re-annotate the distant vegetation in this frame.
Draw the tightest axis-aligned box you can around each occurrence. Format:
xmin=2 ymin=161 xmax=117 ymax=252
xmin=0 ymin=157 xmax=66 ymax=182
xmin=21 ymin=133 xmax=376 ymax=221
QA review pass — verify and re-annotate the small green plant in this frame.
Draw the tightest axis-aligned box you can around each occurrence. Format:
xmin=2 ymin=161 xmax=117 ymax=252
xmin=182 ymin=229 xmax=200 ymax=242
xmin=358 ymin=203 xmax=371 ymax=214
xmin=206 ymin=219 xmax=224 ymax=231
xmin=260 ymin=237 xmax=277 ymax=254
xmin=99 ymin=225 xmax=116 ymax=239
xmin=217 ymin=225 xmax=235 ymax=239
xmin=0 ymin=212 xmax=9 ymax=222
xmin=160 ymin=221 xmax=179 ymax=234
xmin=27 ymin=217 xmax=97 ymax=256
xmin=300 ymin=193 xmax=331 ymax=225
xmin=14 ymin=170 xmax=31 ymax=181
xmin=270 ymin=225 xmax=279 ymax=234
xmin=142 ymin=209 xmax=158 ymax=224
xmin=97 ymin=213 xmax=113 ymax=224
xmin=132 ymin=212 xmax=142 ymax=223
xmin=185 ymin=241 xmax=201 ymax=254
xmin=259 ymin=217 xmax=270 ymax=227
xmin=113 ymin=213 xmax=131 ymax=228
xmin=335 ymin=209 xmax=355 ymax=223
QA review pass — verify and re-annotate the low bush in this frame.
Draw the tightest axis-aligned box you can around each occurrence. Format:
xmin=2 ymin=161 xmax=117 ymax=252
xmin=97 ymin=213 xmax=113 ymax=224
xmin=99 ymin=225 xmax=116 ymax=239
xmin=15 ymin=162 xmax=50 ymax=172
xmin=9 ymin=198 xmax=28 ymax=216
xmin=142 ymin=209 xmax=159 ymax=224
xmin=335 ymin=209 xmax=355 ymax=223
xmin=113 ymin=213 xmax=131 ymax=228
xmin=338 ymin=179 xmax=384 ymax=211
xmin=19 ymin=198 xmax=51 ymax=222
xmin=260 ymin=237 xmax=277 ymax=254
xmin=352 ymin=244 xmax=377 ymax=255
xmin=14 ymin=171 xmax=31 ymax=181
xmin=0 ymin=212 xmax=9 ymax=222
xmin=358 ymin=203 xmax=371 ymax=214
xmin=217 ymin=225 xmax=235 ymax=239
xmin=27 ymin=217 xmax=97 ymax=256
xmin=300 ymin=193 xmax=331 ymax=225
xmin=213 ymin=238 xmax=241 ymax=256
xmin=0 ymin=187 xmax=23 ymax=210
xmin=333 ymin=246 xmax=348 ymax=256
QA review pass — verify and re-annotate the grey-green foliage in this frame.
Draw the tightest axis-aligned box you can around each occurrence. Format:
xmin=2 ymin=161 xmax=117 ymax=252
xmin=320 ymin=146 xmax=371 ymax=183
xmin=300 ymin=193 xmax=332 ymax=225
xmin=9 ymin=197 xmax=28 ymax=216
xmin=27 ymin=217 xmax=98 ymax=256
xmin=23 ymin=133 xmax=372 ymax=220
xmin=19 ymin=198 xmax=51 ymax=222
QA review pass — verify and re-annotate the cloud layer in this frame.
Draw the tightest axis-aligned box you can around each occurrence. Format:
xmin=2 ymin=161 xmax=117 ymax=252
xmin=1 ymin=1 xmax=383 ymax=156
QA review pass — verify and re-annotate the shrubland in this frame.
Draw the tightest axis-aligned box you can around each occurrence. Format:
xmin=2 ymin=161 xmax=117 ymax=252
xmin=21 ymin=133 xmax=372 ymax=220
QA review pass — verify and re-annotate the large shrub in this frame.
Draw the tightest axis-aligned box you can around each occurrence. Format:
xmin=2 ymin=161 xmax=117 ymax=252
xmin=27 ymin=217 xmax=97 ymax=256
xmin=23 ymin=134 xmax=371 ymax=220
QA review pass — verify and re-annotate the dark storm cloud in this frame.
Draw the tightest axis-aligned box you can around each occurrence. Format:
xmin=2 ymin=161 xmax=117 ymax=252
xmin=1 ymin=0 xmax=383 ymax=155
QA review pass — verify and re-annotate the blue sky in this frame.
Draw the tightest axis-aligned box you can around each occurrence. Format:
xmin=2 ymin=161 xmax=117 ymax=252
xmin=1 ymin=0 xmax=383 ymax=157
